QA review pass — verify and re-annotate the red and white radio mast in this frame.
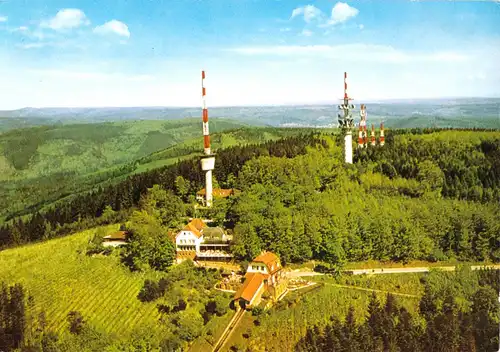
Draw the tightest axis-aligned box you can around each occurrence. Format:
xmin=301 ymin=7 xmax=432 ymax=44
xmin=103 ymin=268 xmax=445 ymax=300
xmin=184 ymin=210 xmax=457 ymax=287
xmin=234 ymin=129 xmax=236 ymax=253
xmin=359 ymin=104 xmax=367 ymax=148
xmin=200 ymin=70 xmax=215 ymax=207
xmin=379 ymin=122 xmax=385 ymax=147
xmin=357 ymin=124 xmax=364 ymax=148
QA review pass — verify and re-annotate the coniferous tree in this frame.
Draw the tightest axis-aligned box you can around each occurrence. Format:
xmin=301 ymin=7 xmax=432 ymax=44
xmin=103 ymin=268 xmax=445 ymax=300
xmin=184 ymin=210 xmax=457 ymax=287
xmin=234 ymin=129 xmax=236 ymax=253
xmin=395 ymin=307 xmax=420 ymax=352
xmin=323 ymin=319 xmax=343 ymax=351
xmin=381 ymin=293 xmax=398 ymax=352
xmin=367 ymin=292 xmax=383 ymax=346
xmin=342 ymin=306 xmax=359 ymax=352
xmin=471 ymin=286 xmax=499 ymax=352
xmin=419 ymin=285 xmax=438 ymax=322
xmin=9 ymin=283 xmax=26 ymax=349
xmin=458 ymin=311 xmax=476 ymax=352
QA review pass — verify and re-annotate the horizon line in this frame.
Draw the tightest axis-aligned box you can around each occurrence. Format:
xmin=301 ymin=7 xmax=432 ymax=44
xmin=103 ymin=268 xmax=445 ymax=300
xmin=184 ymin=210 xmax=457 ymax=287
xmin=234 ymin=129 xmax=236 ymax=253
xmin=2 ymin=96 xmax=499 ymax=111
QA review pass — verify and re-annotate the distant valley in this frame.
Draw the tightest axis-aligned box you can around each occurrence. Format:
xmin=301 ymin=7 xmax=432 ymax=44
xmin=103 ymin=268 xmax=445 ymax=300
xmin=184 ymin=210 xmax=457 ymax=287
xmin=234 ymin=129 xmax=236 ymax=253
xmin=0 ymin=97 xmax=498 ymax=132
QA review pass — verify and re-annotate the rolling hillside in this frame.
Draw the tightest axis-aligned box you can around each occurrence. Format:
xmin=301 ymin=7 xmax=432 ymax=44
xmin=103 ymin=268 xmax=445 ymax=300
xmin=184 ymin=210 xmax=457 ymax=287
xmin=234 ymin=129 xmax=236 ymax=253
xmin=0 ymin=118 xmax=247 ymax=178
xmin=1 ymin=98 xmax=499 ymax=132
xmin=0 ymin=119 xmax=246 ymax=222
xmin=0 ymin=121 xmax=311 ymax=222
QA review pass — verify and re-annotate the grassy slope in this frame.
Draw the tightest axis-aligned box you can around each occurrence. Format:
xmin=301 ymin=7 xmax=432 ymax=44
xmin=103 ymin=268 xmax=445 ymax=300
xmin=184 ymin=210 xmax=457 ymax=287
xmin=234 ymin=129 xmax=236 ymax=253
xmin=0 ymin=224 xmax=167 ymax=340
xmin=0 ymin=226 xmax=426 ymax=350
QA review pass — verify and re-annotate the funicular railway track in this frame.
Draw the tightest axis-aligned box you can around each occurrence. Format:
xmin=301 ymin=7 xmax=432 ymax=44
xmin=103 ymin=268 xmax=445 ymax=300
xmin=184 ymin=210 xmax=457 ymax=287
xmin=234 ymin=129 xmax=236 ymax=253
xmin=212 ymin=307 xmax=246 ymax=352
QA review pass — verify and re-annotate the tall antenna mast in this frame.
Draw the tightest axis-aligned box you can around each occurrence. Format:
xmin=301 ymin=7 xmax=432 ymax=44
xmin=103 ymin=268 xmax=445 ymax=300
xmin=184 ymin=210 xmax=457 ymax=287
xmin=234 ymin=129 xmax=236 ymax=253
xmin=379 ymin=122 xmax=385 ymax=147
xmin=337 ymin=72 xmax=355 ymax=163
xmin=200 ymin=70 xmax=216 ymax=207
xmin=202 ymin=70 xmax=210 ymax=155
xmin=370 ymin=124 xmax=376 ymax=146
xmin=360 ymin=104 xmax=367 ymax=148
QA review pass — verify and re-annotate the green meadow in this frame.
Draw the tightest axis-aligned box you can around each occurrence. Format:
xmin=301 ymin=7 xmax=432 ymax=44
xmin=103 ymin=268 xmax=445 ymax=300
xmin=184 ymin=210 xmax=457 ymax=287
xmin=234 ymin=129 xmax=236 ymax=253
xmin=0 ymin=225 xmax=167 ymax=339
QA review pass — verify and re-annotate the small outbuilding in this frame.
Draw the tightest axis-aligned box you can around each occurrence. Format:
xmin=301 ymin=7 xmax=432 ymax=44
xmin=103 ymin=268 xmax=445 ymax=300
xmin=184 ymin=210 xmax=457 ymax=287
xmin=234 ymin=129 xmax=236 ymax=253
xmin=102 ymin=231 xmax=128 ymax=247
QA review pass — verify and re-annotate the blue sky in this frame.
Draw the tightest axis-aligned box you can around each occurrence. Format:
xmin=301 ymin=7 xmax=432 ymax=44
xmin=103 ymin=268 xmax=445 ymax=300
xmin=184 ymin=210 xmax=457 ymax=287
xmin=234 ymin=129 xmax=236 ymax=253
xmin=0 ymin=0 xmax=499 ymax=108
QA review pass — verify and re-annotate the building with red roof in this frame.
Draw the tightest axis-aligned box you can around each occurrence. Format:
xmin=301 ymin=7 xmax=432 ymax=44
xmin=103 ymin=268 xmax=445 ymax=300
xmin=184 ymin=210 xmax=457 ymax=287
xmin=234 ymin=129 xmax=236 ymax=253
xmin=175 ymin=218 xmax=233 ymax=262
xmin=196 ymin=188 xmax=237 ymax=206
xmin=233 ymin=251 xmax=288 ymax=310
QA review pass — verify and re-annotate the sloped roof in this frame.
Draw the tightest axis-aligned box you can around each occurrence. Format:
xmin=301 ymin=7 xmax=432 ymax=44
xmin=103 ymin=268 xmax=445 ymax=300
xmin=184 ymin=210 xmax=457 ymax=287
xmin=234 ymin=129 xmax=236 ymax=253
xmin=233 ymin=272 xmax=268 ymax=302
xmin=202 ymin=227 xmax=225 ymax=239
xmin=103 ymin=231 xmax=127 ymax=240
xmin=176 ymin=218 xmax=207 ymax=239
xmin=190 ymin=218 xmax=206 ymax=231
xmin=197 ymin=188 xmax=234 ymax=198
xmin=252 ymin=252 xmax=281 ymax=274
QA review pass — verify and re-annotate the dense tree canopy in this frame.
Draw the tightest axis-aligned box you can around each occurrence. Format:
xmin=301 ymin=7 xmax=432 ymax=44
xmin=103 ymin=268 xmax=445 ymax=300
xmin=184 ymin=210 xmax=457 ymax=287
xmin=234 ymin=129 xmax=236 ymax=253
xmin=296 ymin=268 xmax=500 ymax=352
xmin=1 ymin=129 xmax=499 ymax=270
xmin=227 ymin=134 xmax=500 ymax=264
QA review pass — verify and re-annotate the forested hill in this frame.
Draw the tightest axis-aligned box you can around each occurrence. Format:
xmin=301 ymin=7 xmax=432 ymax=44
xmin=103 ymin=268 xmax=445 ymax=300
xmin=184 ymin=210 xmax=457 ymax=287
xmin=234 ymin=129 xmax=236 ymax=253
xmin=0 ymin=123 xmax=309 ymax=223
xmin=0 ymin=129 xmax=499 ymax=266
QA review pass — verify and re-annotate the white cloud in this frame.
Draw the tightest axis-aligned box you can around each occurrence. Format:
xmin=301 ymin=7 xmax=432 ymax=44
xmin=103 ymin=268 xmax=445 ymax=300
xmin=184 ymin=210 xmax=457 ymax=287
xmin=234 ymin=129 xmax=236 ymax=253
xmin=280 ymin=27 xmax=291 ymax=32
xmin=290 ymin=5 xmax=323 ymax=23
xmin=301 ymin=29 xmax=313 ymax=37
xmin=331 ymin=2 xmax=359 ymax=23
xmin=226 ymin=44 xmax=470 ymax=64
xmin=323 ymin=2 xmax=359 ymax=26
xmin=41 ymin=9 xmax=89 ymax=30
xmin=93 ymin=20 xmax=130 ymax=38
xmin=0 ymin=16 xmax=8 ymax=23
xmin=9 ymin=26 xmax=29 ymax=33
xmin=466 ymin=72 xmax=486 ymax=81
xmin=17 ymin=43 xmax=47 ymax=49
xmin=17 ymin=39 xmax=87 ymax=50
xmin=291 ymin=2 xmax=359 ymax=28
xmin=359 ymin=24 xmax=364 ymax=30
xmin=27 ymin=69 xmax=152 ymax=82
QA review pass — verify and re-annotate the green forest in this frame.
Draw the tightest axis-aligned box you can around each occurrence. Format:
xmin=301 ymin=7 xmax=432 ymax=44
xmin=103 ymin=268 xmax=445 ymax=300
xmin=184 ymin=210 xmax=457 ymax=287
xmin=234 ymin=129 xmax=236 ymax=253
xmin=294 ymin=267 xmax=499 ymax=352
xmin=0 ymin=126 xmax=499 ymax=351
xmin=0 ymin=120 xmax=308 ymax=222
xmin=1 ymin=128 xmax=499 ymax=266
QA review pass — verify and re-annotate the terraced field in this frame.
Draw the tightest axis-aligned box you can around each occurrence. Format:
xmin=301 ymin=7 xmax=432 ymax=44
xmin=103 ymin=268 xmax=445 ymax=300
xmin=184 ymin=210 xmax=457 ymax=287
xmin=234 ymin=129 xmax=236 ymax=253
xmin=0 ymin=225 xmax=166 ymax=339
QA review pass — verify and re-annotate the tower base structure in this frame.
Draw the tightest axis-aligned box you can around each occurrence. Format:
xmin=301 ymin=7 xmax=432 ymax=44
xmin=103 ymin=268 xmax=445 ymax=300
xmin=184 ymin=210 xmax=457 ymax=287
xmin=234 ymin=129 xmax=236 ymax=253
xmin=344 ymin=132 xmax=353 ymax=164
xmin=200 ymin=155 xmax=216 ymax=207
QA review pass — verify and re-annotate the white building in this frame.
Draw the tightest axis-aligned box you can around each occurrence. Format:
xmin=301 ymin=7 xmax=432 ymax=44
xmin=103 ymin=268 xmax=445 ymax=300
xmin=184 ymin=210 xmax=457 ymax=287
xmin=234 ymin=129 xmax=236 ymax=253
xmin=175 ymin=218 xmax=232 ymax=261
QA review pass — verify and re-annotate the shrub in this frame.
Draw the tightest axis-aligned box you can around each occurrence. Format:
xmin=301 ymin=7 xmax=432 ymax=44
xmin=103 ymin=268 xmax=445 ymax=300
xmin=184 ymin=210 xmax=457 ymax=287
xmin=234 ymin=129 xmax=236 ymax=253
xmin=137 ymin=280 xmax=162 ymax=302
xmin=67 ymin=311 xmax=85 ymax=335
xmin=251 ymin=306 xmax=264 ymax=316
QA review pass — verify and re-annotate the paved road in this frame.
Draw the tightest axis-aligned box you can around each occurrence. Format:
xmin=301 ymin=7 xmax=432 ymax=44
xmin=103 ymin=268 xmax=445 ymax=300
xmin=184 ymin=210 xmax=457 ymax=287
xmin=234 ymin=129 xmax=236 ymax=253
xmin=286 ymin=264 xmax=500 ymax=278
